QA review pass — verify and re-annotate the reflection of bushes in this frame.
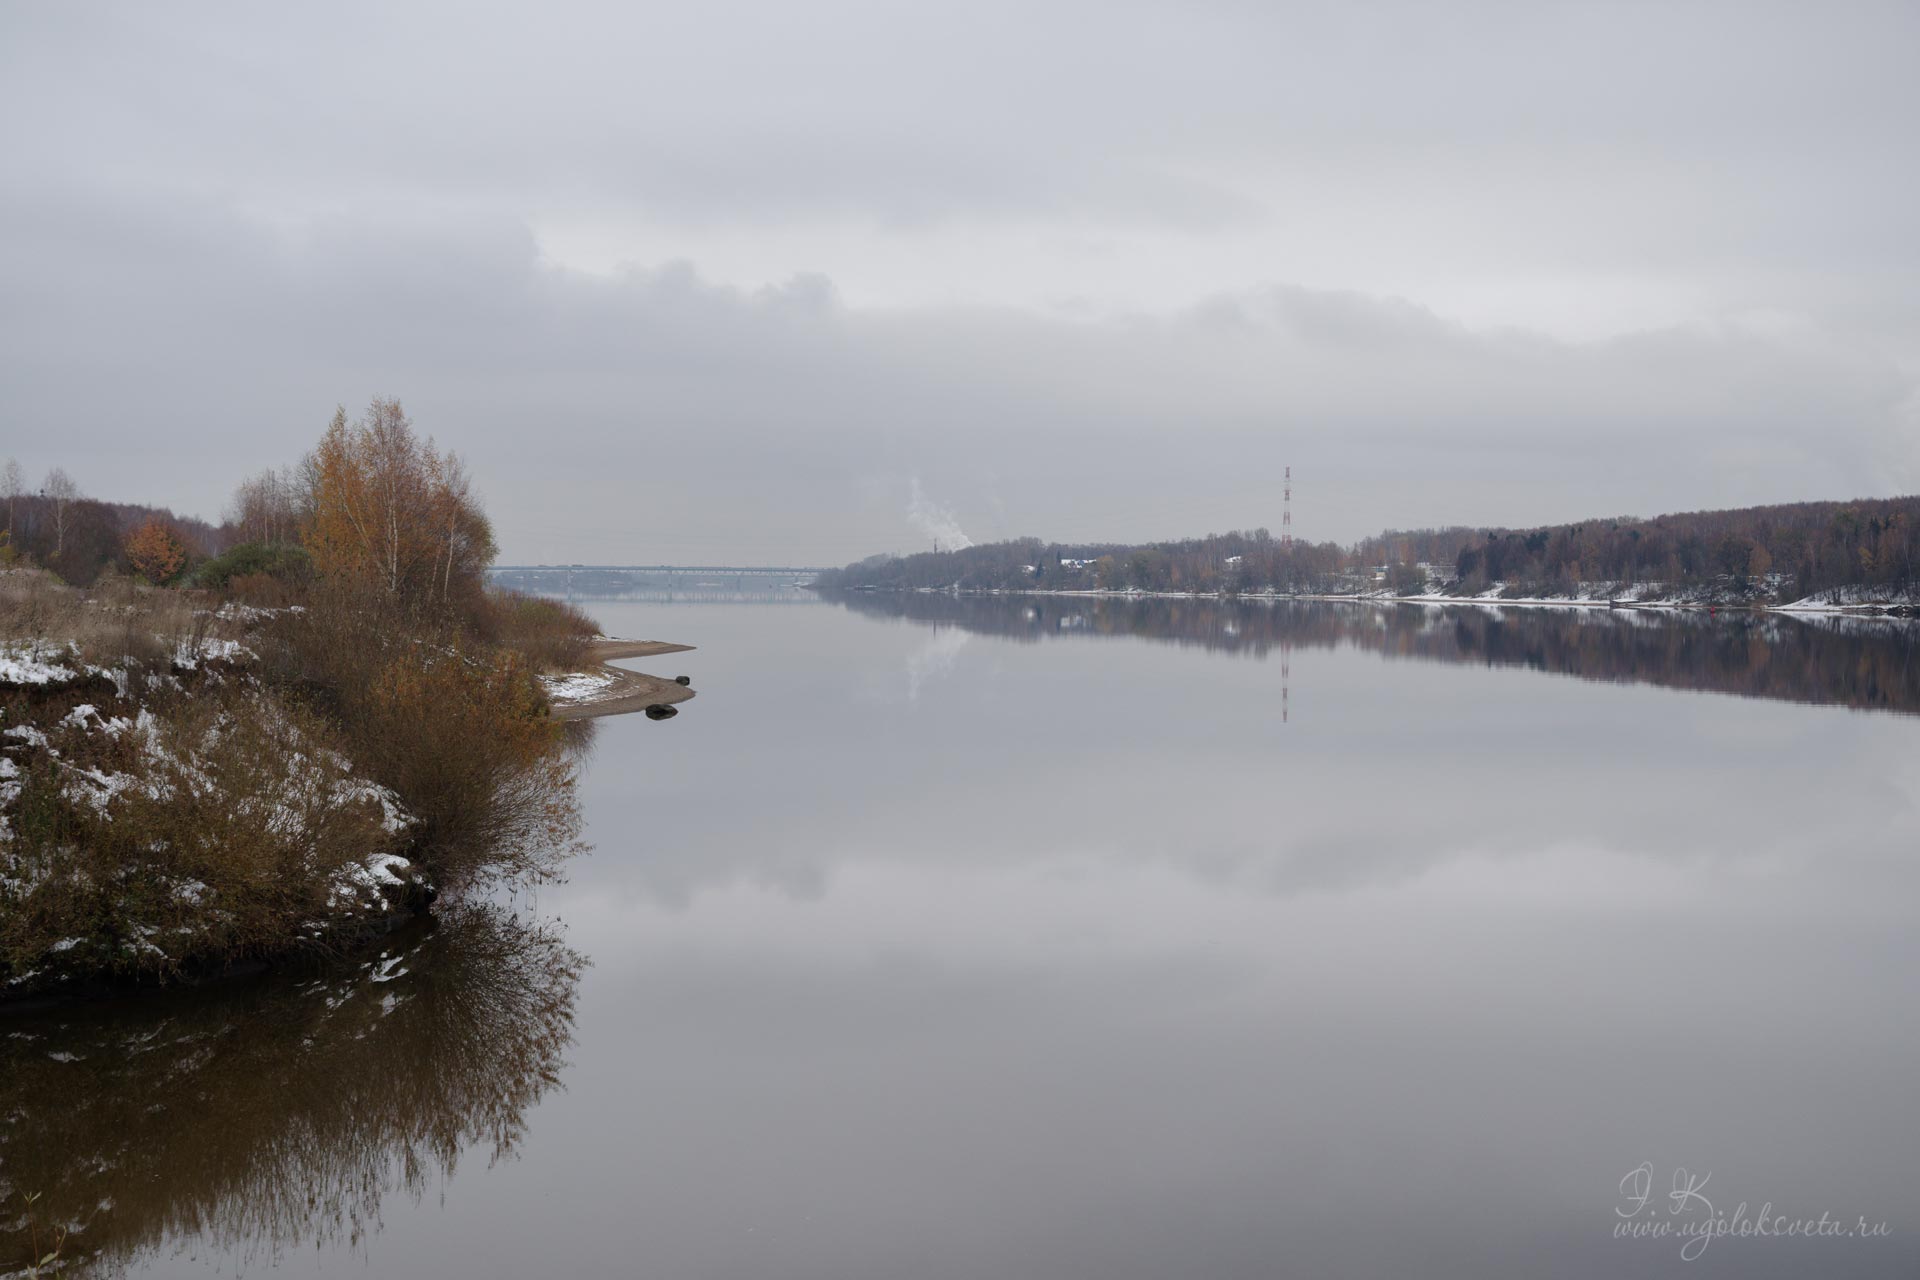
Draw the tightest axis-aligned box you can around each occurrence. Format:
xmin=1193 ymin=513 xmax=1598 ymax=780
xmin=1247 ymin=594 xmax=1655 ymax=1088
xmin=0 ymin=906 xmax=583 ymax=1277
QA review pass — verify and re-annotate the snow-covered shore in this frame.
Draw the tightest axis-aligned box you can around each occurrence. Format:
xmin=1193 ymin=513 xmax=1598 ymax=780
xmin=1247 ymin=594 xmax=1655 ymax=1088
xmin=853 ymin=582 xmax=1916 ymax=616
xmin=538 ymin=636 xmax=696 ymax=720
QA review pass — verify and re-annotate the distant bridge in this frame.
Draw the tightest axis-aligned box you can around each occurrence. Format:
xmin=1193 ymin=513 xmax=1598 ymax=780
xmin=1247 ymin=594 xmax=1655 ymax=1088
xmin=487 ymin=564 xmax=829 ymax=603
xmin=489 ymin=565 xmax=830 ymax=576
xmin=538 ymin=585 xmax=823 ymax=605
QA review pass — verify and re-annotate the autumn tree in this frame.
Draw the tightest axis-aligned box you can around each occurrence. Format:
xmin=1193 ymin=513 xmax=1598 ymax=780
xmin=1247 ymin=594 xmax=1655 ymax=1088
xmin=124 ymin=516 xmax=189 ymax=584
xmin=303 ymin=399 xmax=495 ymax=606
xmin=424 ymin=449 xmax=496 ymax=604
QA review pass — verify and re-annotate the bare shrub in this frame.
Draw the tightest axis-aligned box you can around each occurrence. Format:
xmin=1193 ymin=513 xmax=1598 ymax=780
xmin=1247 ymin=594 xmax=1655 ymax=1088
xmin=474 ymin=590 xmax=599 ymax=671
xmin=354 ymin=645 xmax=581 ymax=888
xmin=1 ymin=679 xmax=407 ymax=980
xmin=226 ymin=570 xmax=300 ymax=608
xmin=262 ymin=588 xmax=582 ymax=891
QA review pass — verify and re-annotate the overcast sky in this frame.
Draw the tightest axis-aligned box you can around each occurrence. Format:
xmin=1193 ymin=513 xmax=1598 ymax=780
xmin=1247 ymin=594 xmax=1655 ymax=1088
xmin=3 ymin=0 xmax=1916 ymax=564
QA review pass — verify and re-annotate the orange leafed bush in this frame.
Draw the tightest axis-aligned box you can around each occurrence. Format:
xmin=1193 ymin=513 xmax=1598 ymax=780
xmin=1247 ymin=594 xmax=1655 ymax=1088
xmin=124 ymin=517 xmax=188 ymax=584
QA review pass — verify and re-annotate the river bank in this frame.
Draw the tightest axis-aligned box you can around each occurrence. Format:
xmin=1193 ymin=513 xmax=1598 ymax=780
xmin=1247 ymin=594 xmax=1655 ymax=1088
xmin=541 ymin=637 xmax=698 ymax=720
xmin=0 ymin=563 xmax=640 ymax=1005
xmin=830 ymin=585 xmax=1917 ymax=617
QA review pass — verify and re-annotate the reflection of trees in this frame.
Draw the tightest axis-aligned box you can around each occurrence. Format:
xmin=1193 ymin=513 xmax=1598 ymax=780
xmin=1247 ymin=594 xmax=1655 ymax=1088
xmin=827 ymin=592 xmax=1920 ymax=715
xmin=0 ymin=906 xmax=583 ymax=1276
xmin=559 ymin=715 xmax=601 ymax=761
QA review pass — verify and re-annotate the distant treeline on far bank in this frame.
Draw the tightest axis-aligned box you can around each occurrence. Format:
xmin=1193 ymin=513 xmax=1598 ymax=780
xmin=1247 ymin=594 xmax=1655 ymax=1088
xmin=814 ymin=495 xmax=1920 ymax=605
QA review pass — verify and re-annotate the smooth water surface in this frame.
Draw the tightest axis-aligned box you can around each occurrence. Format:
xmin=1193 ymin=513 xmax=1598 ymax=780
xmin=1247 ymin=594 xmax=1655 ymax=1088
xmin=6 ymin=598 xmax=1917 ymax=1278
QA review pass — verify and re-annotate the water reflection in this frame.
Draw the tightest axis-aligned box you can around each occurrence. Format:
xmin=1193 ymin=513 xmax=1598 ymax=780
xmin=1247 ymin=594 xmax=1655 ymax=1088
xmin=9 ymin=598 xmax=1917 ymax=1280
xmin=826 ymin=591 xmax=1920 ymax=714
xmin=558 ymin=716 xmax=601 ymax=760
xmin=0 ymin=907 xmax=582 ymax=1277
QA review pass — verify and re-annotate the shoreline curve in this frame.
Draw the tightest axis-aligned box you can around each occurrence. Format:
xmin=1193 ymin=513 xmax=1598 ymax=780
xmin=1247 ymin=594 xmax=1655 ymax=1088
xmin=546 ymin=638 xmax=697 ymax=721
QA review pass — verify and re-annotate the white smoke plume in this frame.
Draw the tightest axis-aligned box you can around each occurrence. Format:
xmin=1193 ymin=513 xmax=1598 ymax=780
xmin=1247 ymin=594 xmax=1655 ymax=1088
xmin=907 ymin=477 xmax=974 ymax=552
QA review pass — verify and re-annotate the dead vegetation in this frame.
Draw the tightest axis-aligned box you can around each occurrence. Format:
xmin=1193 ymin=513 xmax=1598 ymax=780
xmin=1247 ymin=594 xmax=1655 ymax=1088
xmin=4 ymin=403 xmax=607 ymax=996
xmin=1 ymin=676 xmax=413 ymax=982
xmin=261 ymin=587 xmax=584 ymax=890
xmin=0 ymin=567 xmax=215 ymax=670
xmin=474 ymin=590 xmax=600 ymax=672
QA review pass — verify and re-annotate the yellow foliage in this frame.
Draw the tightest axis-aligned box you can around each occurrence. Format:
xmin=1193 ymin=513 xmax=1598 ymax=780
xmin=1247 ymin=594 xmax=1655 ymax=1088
xmin=123 ymin=517 xmax=187 ymax=584
xmin=303 ymin=400 xmax=495 ymax=606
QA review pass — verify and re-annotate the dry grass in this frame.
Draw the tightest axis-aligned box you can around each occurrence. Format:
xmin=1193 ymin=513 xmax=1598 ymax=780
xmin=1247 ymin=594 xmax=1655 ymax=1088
xmin=0 ymin=567 xmax=217 ymax=670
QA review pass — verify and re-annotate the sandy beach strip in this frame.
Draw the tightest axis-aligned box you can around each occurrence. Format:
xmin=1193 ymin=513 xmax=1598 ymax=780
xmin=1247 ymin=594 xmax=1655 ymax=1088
xmin=543 ymin=638 xmax=697 ymax=721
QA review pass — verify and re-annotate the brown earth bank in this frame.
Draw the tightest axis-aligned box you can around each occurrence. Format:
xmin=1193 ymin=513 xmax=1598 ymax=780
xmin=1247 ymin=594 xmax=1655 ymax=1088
xmin=547 ymin=638 xmax=697 ymax=721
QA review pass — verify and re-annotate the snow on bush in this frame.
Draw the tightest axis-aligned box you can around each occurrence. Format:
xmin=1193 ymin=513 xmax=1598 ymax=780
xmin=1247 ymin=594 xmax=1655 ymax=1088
xmin=1 ymin=673 xmax=417 ymax=982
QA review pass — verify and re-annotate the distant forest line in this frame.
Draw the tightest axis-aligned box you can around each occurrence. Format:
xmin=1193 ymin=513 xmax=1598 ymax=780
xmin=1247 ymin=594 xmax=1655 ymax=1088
xmin=814 ymin=495 xmax=1920 ymax=603
xmin=0 ymin=477 xmax=222 ymax=587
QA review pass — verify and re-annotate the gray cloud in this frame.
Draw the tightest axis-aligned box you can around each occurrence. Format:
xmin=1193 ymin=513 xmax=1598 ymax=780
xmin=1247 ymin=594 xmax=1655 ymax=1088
xmin=2 ymin=0 xmax=1916 ymax=564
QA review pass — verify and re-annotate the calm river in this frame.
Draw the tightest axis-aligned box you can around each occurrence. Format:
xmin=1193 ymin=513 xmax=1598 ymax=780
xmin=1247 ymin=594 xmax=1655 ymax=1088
xmin=5 ymin=597 xmax=1917 ymax=1278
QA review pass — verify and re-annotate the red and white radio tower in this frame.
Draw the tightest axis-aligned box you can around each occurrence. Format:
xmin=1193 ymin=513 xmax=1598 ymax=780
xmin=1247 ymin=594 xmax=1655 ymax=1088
xmin=1281 ymin=464 xmax=1292 ymax=552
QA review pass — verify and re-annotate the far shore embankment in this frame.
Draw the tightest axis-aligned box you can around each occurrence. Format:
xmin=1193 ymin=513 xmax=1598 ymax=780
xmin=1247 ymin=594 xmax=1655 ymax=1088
xmin=546 ymin=638 xmax=698 ymax=721
xmin=817 ymin=586 xmax=1915 ymax=617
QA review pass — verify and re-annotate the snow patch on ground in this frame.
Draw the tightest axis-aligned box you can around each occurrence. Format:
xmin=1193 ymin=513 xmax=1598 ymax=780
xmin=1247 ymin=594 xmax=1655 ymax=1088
xmin=212 ymin=602 xmax=296 ymax=624
xmin=1777 ymin=585 xmax=1919 ymax=611
xmin=5 ymin=724 xmax=51 ymax=749
xmin=330 ymin=853 xmax=415 ymax=906
xmin=5 ymin=633 xmax=263 ymax=687
xmin=541 ymin=671 xmax=618 ymax=704
xmin=331 ymin=778 xmax=412 ymax=834
xmin=0 ymin=643 xmax=79 ymax=686
xmin=173 ymin=636 xmax=255 ymax=668
xmin=60 ymin=704 xmax=134 ymax=735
